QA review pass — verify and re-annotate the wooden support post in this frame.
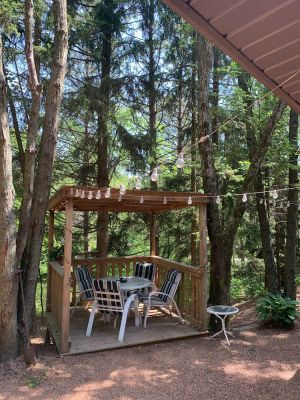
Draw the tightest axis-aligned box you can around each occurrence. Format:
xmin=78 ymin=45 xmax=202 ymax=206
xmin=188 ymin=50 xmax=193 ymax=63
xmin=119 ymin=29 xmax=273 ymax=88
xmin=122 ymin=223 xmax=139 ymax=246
xmin=199 ymin=204 xmax=208 ymax=331
xmin=61 ymin=201 xmax=73 ymax=353
xmin=150 ymin=212 xmax=157 ymax=256
xmin=46 ymin=211 xmax=55 ymax=312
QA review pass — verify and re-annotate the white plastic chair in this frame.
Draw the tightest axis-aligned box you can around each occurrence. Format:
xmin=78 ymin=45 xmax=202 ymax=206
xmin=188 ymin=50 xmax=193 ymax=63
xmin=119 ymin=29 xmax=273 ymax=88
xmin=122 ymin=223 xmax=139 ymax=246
xmin=139 ymin=269 xmax=184 ymax=328
xmin=86 ymin=279 xmax=140 ymax=342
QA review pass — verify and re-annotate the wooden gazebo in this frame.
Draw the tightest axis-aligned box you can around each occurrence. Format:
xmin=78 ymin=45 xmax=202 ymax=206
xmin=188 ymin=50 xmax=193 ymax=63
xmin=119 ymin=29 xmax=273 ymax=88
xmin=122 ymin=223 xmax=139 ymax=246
xmin=46 ymin=186 xmax=210 ymax=354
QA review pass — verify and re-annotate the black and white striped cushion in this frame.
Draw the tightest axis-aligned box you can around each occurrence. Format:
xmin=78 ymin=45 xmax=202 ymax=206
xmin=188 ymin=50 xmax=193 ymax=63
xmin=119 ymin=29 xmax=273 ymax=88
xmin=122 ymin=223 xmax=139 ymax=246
xmin=134 ymin=262 xmax=155 ymax=282
xmin=159 ymin=269 xmax=181 ymax=303
xmin=75 ymin=266 xmax=94 ymax=299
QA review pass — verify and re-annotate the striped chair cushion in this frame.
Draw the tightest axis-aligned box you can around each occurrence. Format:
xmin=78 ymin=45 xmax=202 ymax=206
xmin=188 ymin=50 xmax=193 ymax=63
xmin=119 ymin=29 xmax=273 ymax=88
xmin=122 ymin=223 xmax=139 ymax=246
xmin=159 ymin=269 xmax=181 ymax=303
xmin=134 ymin=262 xmax=155 ymax=282
xmin=75 ymin=266 xmax=94 ymax=300
xmin=93 ymin=279 xmax=123 ymax=314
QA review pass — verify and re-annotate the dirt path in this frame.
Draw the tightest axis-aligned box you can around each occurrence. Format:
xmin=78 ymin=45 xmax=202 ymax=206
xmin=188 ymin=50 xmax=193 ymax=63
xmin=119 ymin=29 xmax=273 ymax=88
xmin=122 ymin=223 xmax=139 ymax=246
xmin=0 ymin=319 xmax=299 ymax=400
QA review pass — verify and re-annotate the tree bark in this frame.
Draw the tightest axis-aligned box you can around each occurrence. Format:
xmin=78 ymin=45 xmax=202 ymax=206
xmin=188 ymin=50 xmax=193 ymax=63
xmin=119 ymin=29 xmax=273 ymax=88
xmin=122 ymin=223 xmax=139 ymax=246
xmin=284 ymin=109 xmax=299 ymax=298
xmin=0 ymin=34 xmax=18 ymax=361
xmin=96 ymin=0 xmax=113 ymax=256
xmin=22 ymin=0 xmax=68 ymax=323
xmin=238 ymin=73 xmax=278 ymax=293
xmin=197 ymin=35 xmax=286 ymax=314
xmin=17 ymin=0 xmax=43 ymax=270
xmin=191 ymin=34 xmax=198 ymax=266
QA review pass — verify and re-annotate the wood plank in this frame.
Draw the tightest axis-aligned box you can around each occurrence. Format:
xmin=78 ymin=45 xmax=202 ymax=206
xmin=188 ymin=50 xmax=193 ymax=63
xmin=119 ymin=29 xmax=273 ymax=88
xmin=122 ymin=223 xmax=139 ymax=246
xmin=150 ymin=212 xmax=157 ymax=256
xmin=61 ymin=200 xmax=73 ymax=353
xmin=62 ymin=309 xmax=206 ymax=356
xmin=46 ymin=312 xmax=61 ymax=353
xmin=199 ymin=204 xmax=208 ymax=268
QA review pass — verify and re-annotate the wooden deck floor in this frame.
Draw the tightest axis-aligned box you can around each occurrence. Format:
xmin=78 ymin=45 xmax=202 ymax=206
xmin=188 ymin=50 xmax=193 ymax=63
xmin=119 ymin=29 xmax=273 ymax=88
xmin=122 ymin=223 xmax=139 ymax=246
xmin=56 ymin=308 xmax=204 ymax=355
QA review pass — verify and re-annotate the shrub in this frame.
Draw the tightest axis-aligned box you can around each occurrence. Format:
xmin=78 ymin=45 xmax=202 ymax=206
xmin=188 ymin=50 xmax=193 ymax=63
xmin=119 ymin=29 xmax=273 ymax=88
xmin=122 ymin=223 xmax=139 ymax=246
xmin=256 ymin=293 xmax=299 ymax=326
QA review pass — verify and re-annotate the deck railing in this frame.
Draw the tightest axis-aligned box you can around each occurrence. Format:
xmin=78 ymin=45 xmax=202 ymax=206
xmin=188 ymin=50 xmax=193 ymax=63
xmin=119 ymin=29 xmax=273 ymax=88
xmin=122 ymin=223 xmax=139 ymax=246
xmin=72 ymin=255 xmax=207 ymax=330
xmin=47 ymin=261 xmax=64 ymax=334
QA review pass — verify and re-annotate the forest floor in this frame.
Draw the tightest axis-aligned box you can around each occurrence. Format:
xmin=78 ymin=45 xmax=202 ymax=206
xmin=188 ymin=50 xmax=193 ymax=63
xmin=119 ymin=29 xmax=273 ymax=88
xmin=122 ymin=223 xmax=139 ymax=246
xmin=0 ymin=296 xmax=299 ymax=400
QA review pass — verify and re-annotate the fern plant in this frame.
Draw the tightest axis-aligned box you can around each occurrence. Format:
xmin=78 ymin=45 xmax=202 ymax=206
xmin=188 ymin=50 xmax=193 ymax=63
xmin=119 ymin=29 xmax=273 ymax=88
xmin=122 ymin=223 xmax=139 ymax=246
xmin=256 ymin=293 xmax=299 ymax=326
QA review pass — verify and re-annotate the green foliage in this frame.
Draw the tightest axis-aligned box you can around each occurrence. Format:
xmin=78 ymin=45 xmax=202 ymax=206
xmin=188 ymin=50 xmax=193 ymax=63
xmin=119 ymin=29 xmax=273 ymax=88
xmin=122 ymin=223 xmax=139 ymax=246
xmin=295 ymin=275 xmax=300 ymax=286
xmin=0 ymin=0 xmax=22 ymax=35
xmin=256 ymin=293 xmax=299 ymax=326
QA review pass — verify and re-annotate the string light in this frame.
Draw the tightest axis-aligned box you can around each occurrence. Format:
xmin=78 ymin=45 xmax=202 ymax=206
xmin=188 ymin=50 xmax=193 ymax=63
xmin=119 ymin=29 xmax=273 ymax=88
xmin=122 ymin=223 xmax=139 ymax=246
xmin=242 ymin=193 xmax=247 ymax=203
xmin=215 ymin=195 xmax=221 ymax=204
xmin=95 ymin=190 xmax=101 ymax=199
xmin=199 ymin=135 xmax=209 ymax=143
xmin=75 ymin=189 xmax=80 ymax=197
xmin=151 ymin=168 xmax=158 ymax=182
xmin=119 ymin=185 xmax=126 ymax=195
xmin=259 ymin=198 xmax=264 ymax=204
xmin=176 ymin=152 xmax=185 ymax=169
xmin=80 ymin=190 xmax=85 ymax=199
xmin=88 ymin=191 xmax=93 ymax=199
xmin=105 ymin=188 xmax=111 ymax=198
xmin=135 ymin=177 xmax=142 ymax=190
xmin=187 ymin=196 xmax=192 ymax=205
xmin=163 ymin=196 xmax=167 ymax=204
xmin=140 ymin=196 xmax=144 ymax=204
xmin=287 ymin=201 xmax=290 ymax=208
xmin=272 ymin=190 xmax=278 ymax=199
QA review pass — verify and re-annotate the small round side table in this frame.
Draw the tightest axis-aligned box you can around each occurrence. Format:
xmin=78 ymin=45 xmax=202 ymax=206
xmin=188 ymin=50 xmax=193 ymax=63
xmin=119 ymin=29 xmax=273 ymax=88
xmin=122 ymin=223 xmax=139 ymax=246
xmin=207 ymin=305 xmax=239 ymax=345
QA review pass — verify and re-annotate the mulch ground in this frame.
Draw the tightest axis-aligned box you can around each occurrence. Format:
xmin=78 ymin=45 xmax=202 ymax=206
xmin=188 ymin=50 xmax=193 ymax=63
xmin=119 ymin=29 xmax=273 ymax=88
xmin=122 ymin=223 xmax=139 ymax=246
xmin=0 ymin=299 xmax=299 ymax=400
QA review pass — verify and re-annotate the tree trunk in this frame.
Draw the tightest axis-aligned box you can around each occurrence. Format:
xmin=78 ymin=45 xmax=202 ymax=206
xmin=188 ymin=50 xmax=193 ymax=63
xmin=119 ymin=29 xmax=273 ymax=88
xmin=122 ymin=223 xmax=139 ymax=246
xmin=255 ymin=174 xmax=278 ymax=293
xmin=284 ymin=109 xmax=299 ymax=298
xmin=0 ymin=34 xmax=18 ymax=361
xmin=17 ymin=0 xmax=43 ymax=269
xmin=190 ymin=34 xmax=198 ymax=266
xmin=96 ymin=0 xmax=113 ymax=256
xmin=238 ymin=73 xmax=278 ymax=293
xmin=197 ymin=38 xmax=285 ymax=313
xmin=22 ymin=0 xmax=68 ymax=323
xmin=211 ymin=47 xmax=220 ymax=145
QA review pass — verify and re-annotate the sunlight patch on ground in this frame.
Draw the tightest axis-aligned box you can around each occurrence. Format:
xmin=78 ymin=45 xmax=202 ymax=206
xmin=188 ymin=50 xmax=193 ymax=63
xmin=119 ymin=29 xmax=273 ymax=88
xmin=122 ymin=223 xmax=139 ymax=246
xmin=110 ymin=366 xmax=178 ymax=387
xmin=223 ymin=361 xmax=298 ymax=381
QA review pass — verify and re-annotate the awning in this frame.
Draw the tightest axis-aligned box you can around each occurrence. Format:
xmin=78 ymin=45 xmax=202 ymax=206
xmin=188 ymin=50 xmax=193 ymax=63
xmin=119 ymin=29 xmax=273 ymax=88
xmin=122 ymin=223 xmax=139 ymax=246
xmin=163 ymin=0 xmax=300 ymax=114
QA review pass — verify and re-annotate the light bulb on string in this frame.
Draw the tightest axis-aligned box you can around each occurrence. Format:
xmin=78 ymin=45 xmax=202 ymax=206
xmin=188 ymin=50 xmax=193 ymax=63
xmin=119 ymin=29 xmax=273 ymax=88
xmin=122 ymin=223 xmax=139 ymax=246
xmin=80 ymin=190 xmax=85 ymax=199
xmin=75 ymin=189 xmax=80 ymax=197
xmin=242 ymin=193 xmax=247 ymax=203
xmin=105 ymin=188 xmax=111 ymax=198
xmin=135 ymin=177 xmax=142 ymax=190
xmin=119 ymin=185 xmax=126 ymax=195
xmin=272 ymin=190 xmax=278 ymax=199
xmin=259 ymin=198 xmax=264 ymax=204
xmin=118 ymin=194 xmax=122 ymax=202
xmin=199 ymin=135 xmax=209 ymax=143
xmin=187 ymin=196 xmax=192 ymax=205
xmin=163 ymin=196 xmax=167 ymax=205
xmin=287 ymin=201 xmax=291 ymax=208
xmin=95 ymin=190 xmax=101 ymax=199
xmin=151 ymin=168 xmax=158 ymax=182
xmin=215 ymin=195 xmax=221 ymax=205
xmin=140 ymin=196 xmax=144 ymax=204
xmin=176 ymin=152 xmax=185 ymax=169
xmin=88 ymin=191 xmax=93 ymax=200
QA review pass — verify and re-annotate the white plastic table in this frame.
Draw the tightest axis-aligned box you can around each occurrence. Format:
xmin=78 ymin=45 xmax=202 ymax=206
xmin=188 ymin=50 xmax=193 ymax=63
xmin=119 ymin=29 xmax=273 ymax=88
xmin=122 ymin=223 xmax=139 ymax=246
xmin=207 ymin=305 xmax=239 ymax=345
xmin=102 ymin=276 xmax=151 ymax=291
